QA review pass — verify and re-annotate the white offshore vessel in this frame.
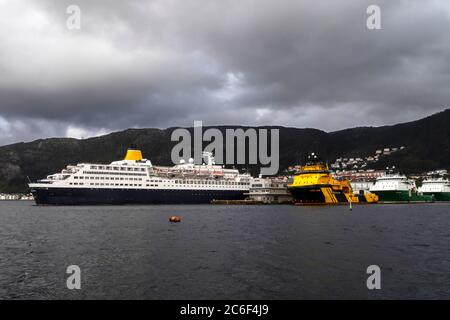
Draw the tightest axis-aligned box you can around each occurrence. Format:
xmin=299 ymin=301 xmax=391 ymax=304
xmin=369 ymin=175 xmax=433 ymax=203
xmin=418 ymin=178 xmax=450 ymax=201
xmin=29 ymin=147 xmax=251 ymax=205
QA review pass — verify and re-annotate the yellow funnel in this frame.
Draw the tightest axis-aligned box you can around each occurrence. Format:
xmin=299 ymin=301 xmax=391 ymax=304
xmin=124 ymin=148 xmax=143 ymax=161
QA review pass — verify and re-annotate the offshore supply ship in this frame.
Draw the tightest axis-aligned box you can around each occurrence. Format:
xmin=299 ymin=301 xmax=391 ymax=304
xmin=29 ymin=147 xmax=251 ymax=205
xmin=369 ymin=175 xmax=434 ymax=203
xmin=417 ymin=177 xmax=450 ymax=201
xmin=287 ymin=153 xmax=378 ymax=204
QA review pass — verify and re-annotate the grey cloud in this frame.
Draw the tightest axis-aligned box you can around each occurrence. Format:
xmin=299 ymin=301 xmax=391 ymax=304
xmin=0 ymin=0 xmax=449 ymax=145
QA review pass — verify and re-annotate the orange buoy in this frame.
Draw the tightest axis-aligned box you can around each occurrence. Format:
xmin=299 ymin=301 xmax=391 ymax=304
xmin=169 ymin=216 xmax=181 ymax=223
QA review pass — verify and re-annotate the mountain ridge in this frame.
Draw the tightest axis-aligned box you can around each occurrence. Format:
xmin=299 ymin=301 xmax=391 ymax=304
xmin=1 ymin=109 xmax=450 ymax=192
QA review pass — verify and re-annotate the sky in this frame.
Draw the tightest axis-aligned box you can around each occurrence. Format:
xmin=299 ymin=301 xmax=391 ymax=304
xmin=0 ymin=0 xmax=449 ymax=145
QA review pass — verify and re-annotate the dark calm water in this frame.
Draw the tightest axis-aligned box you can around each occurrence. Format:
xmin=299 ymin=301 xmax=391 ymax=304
xmin=0 ymin=201 xmax=449 ymax=299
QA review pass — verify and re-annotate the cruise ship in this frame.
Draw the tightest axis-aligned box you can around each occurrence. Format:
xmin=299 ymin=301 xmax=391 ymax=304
xmin=29 ymin=148 xmax=251 ymax=205
xmin=418 ymin=178 xmax=450 ymax=201
xmin=369 ymin=175 xmax=433 ymax=203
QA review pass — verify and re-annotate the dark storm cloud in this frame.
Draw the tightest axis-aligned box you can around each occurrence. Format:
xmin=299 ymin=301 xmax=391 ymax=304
xmin=0 ymin=0 xmax=449 ymax=145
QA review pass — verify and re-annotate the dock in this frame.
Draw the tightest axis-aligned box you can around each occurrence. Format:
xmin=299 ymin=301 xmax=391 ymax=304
xmin=211 ymin=199 xmax=264 ymax=205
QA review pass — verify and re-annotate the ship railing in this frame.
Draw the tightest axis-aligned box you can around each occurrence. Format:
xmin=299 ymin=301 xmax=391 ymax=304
xmin=36 ymin=180 xmax=52 ymax=184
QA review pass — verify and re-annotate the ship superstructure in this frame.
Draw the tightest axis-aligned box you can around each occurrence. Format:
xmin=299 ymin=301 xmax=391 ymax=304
xmin=418 ymin=178 xmax=450 ymax=201
xmin=29 ymin=148 xmax=251 ymax=205
xmin=369 ymin=175 xmax=433 ymax=203
xmin=245 ymin=177 xmax=293 ymax=204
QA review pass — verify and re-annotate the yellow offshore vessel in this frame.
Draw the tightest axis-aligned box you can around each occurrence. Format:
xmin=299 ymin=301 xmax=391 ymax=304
xmin=288 ymin=153 xmax=378 ymax=204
